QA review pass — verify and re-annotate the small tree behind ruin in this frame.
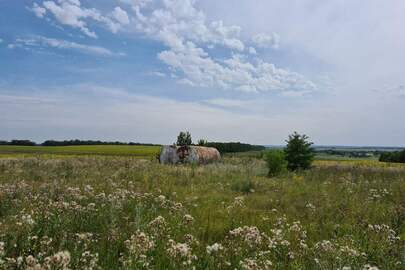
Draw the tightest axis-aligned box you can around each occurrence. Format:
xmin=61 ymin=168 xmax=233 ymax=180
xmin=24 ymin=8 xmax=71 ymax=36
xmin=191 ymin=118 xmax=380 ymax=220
xmin=176 ymin=131 xmax=192 ymax=146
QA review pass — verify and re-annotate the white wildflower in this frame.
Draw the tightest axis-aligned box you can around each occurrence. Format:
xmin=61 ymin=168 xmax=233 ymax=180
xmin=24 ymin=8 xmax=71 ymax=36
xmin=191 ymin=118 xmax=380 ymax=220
xmin=183 ymin=214 xmax=194 ymax=225
xmin=206 ymin=243 xmax=223 ymax=254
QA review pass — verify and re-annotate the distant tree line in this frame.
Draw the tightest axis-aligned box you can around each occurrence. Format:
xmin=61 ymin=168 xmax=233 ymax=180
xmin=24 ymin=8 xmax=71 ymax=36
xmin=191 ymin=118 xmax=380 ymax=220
xmin=175 ymin=131 xmax=265 ymax=154
xmin=379 ymin=150 xmax=405 ymax=163
xmin=41 ymin=140 xmax=160 ymax=147
xmin=201 ymin=142 xmax=265 ymax=153
xmin=0 ymin=140 xmax=161 ymax=147
xmin=0 ymin=140 xmax=36 ymax=146
xmin=316 ymin=149 xmax=375 ymax=158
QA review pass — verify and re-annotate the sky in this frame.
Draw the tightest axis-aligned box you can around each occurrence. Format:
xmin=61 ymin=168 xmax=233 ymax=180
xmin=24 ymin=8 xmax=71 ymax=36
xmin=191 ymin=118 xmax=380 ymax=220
xmin=0 ymin=0 xmax=404 ymax=146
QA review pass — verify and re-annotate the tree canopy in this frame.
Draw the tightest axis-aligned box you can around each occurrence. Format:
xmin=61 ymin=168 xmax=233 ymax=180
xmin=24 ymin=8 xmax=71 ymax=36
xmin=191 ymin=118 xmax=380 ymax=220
xmin=176 ymin=131 xmax=192 ymax=146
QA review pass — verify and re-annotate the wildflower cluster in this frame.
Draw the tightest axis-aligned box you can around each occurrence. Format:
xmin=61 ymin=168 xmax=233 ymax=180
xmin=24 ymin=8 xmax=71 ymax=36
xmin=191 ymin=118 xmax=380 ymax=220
xmin=0 ymin=156 xmax=403 ymax=269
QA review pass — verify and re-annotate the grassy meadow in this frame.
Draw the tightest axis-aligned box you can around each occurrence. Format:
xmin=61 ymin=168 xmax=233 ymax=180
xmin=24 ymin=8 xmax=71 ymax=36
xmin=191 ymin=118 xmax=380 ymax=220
xmin=0 ymin=147 xmax=404 ymax=269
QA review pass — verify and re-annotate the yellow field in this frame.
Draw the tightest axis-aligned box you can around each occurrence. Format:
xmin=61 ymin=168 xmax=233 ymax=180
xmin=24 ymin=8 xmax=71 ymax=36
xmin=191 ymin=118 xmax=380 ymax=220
xmin=0 ymin=145 xmax=161 ymax=158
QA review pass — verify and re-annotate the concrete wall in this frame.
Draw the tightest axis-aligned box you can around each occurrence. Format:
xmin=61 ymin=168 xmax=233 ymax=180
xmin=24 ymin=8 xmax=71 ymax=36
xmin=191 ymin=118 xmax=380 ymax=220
xmin=159 ymin=145 xmax=220 ymax=165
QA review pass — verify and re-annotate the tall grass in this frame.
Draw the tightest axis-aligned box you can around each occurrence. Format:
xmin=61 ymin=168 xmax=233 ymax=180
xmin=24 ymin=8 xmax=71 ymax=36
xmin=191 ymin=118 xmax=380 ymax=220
xmin=0 ymin=156 xmax=403 ymax=269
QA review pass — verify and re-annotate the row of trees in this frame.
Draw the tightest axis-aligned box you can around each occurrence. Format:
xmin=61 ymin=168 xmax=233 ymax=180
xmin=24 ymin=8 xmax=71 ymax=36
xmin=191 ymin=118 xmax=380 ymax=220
xmin=203 ymin=142 xmax=265 ymax=153
xmin=41 ymin=140 xmax=160 ymax=147
xmin=379 ymin=150 xmax=405 ymax=163
xmin=0 ymin=140 xmax=36 ymax=146
xmin=0 ymin=140 xmax=160 ymax=147
xmin=175 ymin=131 xmax=265 ymax=153
xmin=317 ymin=149 xmax=374 ymax=158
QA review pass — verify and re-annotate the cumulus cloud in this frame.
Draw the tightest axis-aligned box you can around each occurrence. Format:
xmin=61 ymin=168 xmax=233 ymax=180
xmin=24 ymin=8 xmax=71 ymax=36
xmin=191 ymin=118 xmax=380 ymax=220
xmin=120 ymin=0 xmax=152 ymax=8
xmin=12 ymin=36 xmax=125 ymax=56
xmin=30 ymin=2 xmax=47 ymax=18
xmin=31 ymin=0 xmax=131 ymax=37
xmin=111 ymin=7 xmax=130 ymax=25
xmin=127 ymin=0 xmax=245 ymax=52
xmin=31 ymin=0 xmax=316 ymax=94
xmin=248 ymin=47 xmax=257 ymax=55
xmin=158 ymin=42 xmax=315 ymax=92
xmin=129 ymin=0 xmax=315 ymax=93
xmin=252 ymin=33 xmax=280 ymax=49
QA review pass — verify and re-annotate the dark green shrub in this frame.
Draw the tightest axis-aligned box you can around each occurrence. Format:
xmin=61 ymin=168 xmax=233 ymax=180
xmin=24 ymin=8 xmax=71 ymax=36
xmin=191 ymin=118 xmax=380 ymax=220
xmin=264 ymin=150 xmax=287 ymax=176
xmin=379 ymin=150 xmax=405 ymax=163
xmin=284 ymin=132 xmax=314 ymax=171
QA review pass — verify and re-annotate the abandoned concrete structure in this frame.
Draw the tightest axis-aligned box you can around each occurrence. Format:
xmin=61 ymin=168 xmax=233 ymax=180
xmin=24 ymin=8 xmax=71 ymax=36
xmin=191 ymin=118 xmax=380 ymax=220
xmin=159 ymin=145 xmax=221 ymax=165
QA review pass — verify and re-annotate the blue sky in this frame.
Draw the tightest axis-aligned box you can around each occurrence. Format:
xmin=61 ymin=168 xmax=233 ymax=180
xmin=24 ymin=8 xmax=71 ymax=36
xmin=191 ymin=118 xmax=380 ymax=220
xmin=1 ymin=0 xmax=404 ymax=146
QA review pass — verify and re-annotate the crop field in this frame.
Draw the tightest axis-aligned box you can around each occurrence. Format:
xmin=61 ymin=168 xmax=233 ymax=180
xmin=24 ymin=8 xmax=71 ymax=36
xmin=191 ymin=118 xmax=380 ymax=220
xmin=0 ymin=153 xmax=404 ymax=269
xmin=0 ymin=145 xmax=161 ymax=158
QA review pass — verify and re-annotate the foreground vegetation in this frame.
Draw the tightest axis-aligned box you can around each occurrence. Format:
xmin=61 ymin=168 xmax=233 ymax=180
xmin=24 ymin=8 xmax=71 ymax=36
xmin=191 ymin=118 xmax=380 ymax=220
xmin=0 ymin=155 xmax=403 ymax=269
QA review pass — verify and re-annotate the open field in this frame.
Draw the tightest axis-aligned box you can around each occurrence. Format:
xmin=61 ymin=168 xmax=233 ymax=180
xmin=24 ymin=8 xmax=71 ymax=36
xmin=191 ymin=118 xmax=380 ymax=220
xmin=0 ymin=145 xmax=161 ymax=158
xmin=0 ymin=155 xmax=404 ymax=269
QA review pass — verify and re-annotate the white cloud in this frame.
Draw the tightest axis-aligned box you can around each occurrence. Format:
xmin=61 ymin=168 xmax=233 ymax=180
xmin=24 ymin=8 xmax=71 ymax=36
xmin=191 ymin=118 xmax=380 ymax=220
xmin=31 ymin=0 xmax=316 ymax=94
xmin=0 ymin=94 xmax=57 ymax=105
xmin=147 ymin=71 xmax=166 ymax=77
xmin=205 ymin=98 xmax=249 ymax=109
xmin=129 ymin=0 xmax=246 ymax=52
xmin=120 ymin=0 xmax=152 ymax=8
xmin=103 ymin=7 xmax=131 ymax=34
xmin=30 ymin=2 xmax=47 ymax=18
xmin=252 ymin=33 xmax=280 ymax=49
xmin=40 ymin=0 xmax=100 ymax=37
xmin=31 ymin=0 xmax=131 ymax=37
xmin=131 ymin=0 xmax=314 ymax=93
xmin=177 ymin=78 xmax=195 ymax=86
xmin=248 ymin=47 xmax=257 ymax=55
xmin=112 ymin=7 xmax=130 ymax=25
xmin=0 ymin=38 xmax=3 ymax=44
xmin=13 ymin=36 xmax=125 ymax=57
xmin=158 ymin=42 xmax=316 ymax=92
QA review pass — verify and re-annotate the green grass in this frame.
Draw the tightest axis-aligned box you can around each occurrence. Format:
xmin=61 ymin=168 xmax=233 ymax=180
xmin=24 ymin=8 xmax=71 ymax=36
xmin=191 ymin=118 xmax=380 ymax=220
xmin=0 ymin=145 xmax=161 ymax=157
xmin=0 ymin=156 xmax=403 ymax=269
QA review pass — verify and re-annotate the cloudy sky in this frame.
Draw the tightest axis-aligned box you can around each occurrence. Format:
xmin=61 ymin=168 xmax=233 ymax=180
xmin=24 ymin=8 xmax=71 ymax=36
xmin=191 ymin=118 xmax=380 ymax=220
xmin=0 ymin=0 xmax=404 ymax=146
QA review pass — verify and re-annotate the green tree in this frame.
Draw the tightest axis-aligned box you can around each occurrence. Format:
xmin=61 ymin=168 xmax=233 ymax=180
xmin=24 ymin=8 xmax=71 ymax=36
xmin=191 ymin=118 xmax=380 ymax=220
xmin=284 ymin=132 xmax=314 ymax=171
xmin=264 ymin=150 xmax=287 ymax=176
xmin=176 ymin=131 xmax=192 ymax=146
xmin=197 ymin=139 xmax=207 ymax=146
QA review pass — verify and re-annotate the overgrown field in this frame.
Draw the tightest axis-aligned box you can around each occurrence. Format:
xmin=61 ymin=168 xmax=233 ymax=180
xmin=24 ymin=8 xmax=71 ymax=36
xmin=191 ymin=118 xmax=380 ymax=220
xmin=0 ymin=145 xmax=161 ymax=158
xmin=0 ymin=156 xmax=404 ymax=269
